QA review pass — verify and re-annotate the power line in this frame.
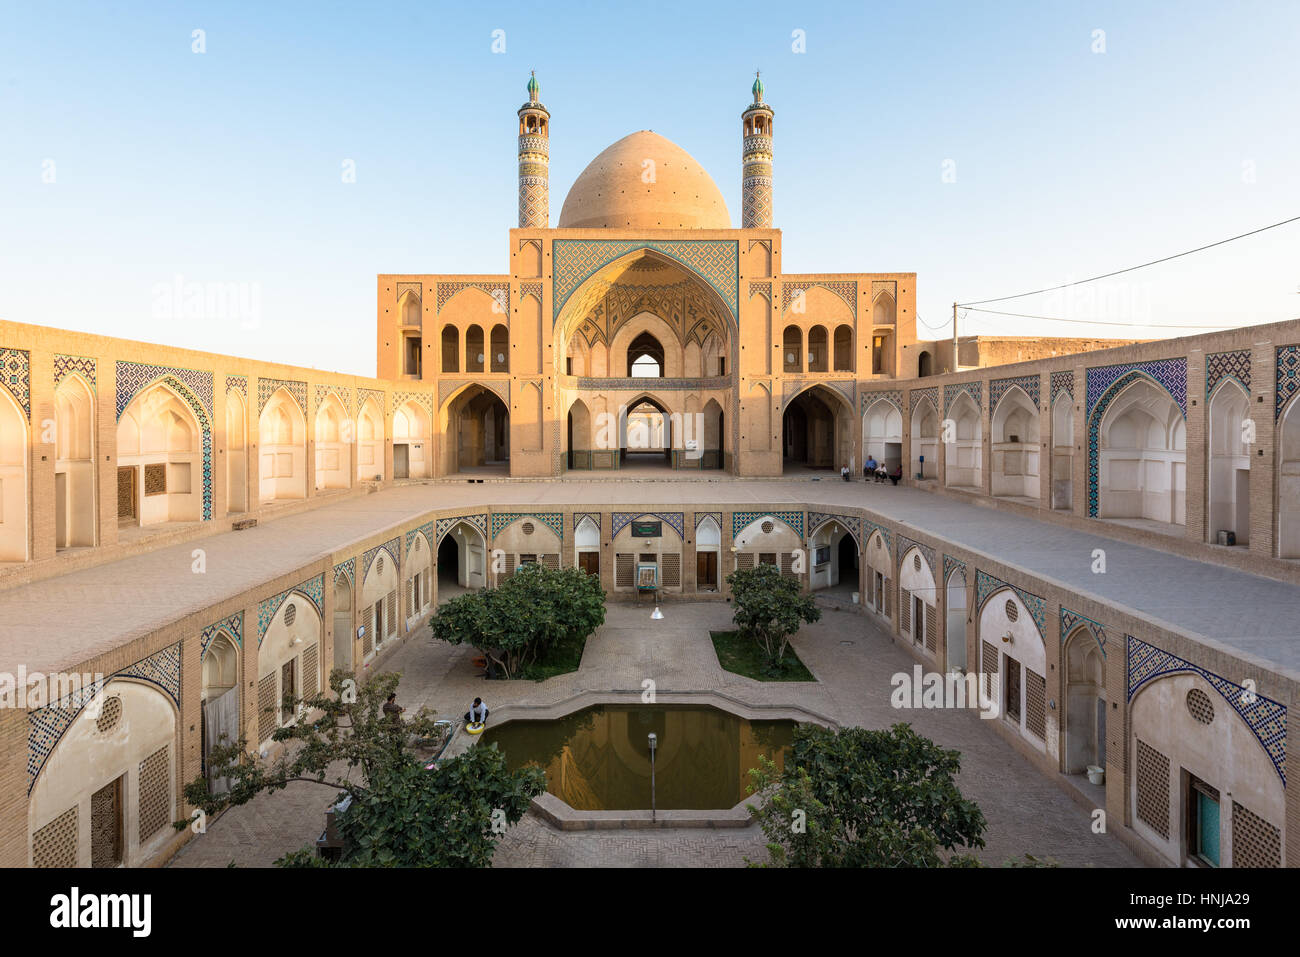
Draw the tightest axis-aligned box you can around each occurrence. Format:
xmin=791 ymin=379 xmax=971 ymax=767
xmin=957 ymin=214 xmax=1300 ymax=308
xmin=961 ymin=306 xmax=1234 ymax=330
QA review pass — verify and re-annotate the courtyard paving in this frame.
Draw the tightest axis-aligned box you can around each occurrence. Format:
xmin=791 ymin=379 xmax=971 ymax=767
xmin=168 ymin=601 xmax=1141 ymax=869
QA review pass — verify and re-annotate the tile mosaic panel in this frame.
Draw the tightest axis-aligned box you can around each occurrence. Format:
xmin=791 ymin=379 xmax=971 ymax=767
xmin=975 ymin=569 xmax=1046 ymax=637
xmin=807 ymin=511 xmax=861 ymax=546
xmin=200 ymin=611 xmax=243 ymax=658
xmin=731 ymin=510 xmax=802 ymax=540
xmin=257 ymin=573 xmax=325 ymax=643
xmin=491 ymin=512 xmax=564 ymax=540
xmin=53 ymin=354 xmax=96 ymax=391
xmin=1205 ymin=349 xmax=1251 ymax=400
xmin=1060 ymin=606 xmax=1106 ymax=657
xmin=612 ymin=511 xmax=686 ymax=539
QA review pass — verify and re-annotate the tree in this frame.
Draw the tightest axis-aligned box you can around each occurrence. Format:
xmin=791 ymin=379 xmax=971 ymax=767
xmin=746 ymin=723 xmax=987 ymax=867
xmin=726 ymin=562 xmax=820 ymax=669
xmin=430 ymin=562 xmax=606 ymax=679
xmin=181 ymin=669 xmax=545 ymax=867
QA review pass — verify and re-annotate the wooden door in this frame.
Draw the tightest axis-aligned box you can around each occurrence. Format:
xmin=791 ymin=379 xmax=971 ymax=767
xmin=578 ymin=551 xmax=599 ymax=576
xmin=696 ymin=551 xmax=717 ymax=588
xmin=116 ymin=466 xmax=136 ymax=521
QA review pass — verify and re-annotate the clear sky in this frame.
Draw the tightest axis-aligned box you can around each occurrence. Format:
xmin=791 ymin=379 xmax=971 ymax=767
xmin=2 ymin=0 xmax=1297 ymax=375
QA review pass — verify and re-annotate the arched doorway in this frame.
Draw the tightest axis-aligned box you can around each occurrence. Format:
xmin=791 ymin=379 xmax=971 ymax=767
xmin=695 ymin=514 xmax=720 ymax=591
xmin=406 ymin=531 xmax=433 ymax=627
xmin=1063 ymin=628 xmax=1105 ymax=775
xmin=1280 ymin=395 xmax=1300 ymax=557
xmin=1208 ymin=380 xmax=1250 ymax=545
xmin=226 ymin=391 xmax=247 ymax=514
xmin=314 ymin=393 xmax=350 ymax=491
xmin=863 ymin=399 xmax=902 ymax=476
xmin=437 ymin=520 xmax=487 ymax=597
xmin=809 ymin=519 xmax=857 ymax=596
xmin=445 ymin=385 xmax=509 ymax=475
xmin=201 ymin=632 xmax=239 ymax=791
xmin=979 ymin=589 xmax=1048 ymax=749
xmin=574 ymin=514 xmax=600 ymax=577
xmin=359 ymin=549 xmax=399 ymax=658
xmin=621 ymin=395 xmax=672 ymax=470
xmin=567 ymin=398 xmax=592 ymax=470
xmin=54 ymin=375 xmax=95 ymax=550
xmin=701 ymin=398 xmax=725 ymax=469
xmin=991 ymin=386 xmax=1039 ymax=500
xmin=333 ymin=573 xmax=353 ymax=673
xmin=911 ymin=397 xmax=938 ymax=480
xmin=259 ymin=388 xmax=307 ymax=504
xmin=1051 ymin=393 xmax=1074 ymax=510
xmin=944 ymin=391 xmax=981 ymax=489
xmin=356 ymin=397 xmax=385 ymax=483
xmin=783 ymin=386 xmax=851 ymax=473
xmin=899 ymin=547 xmax=937 ymax=656
xmin=918 ymin=351 xmax=932 ymax=377
xmin=945 ymin=567 xmax=966 ymax=671
xmin=117 ymin=381 xmax=202 ymax=528
xmin=393 ymin=400 xmax=431 ymax=479
xmin=1097 ymin=377 xmax=1185 ymax=525
xmin=257 ymin=594 xmax=321 ymax=744
xmin=628 ymin=332 xmax=665 ymax=377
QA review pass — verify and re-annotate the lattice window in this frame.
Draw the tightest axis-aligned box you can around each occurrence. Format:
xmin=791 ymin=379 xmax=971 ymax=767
xmin=301 ymin=644 xmax=318 ymax=699
xmin=780 ymin=552 xmax=796 ymax=578
xmin=1231 ymin=801 xmax=1281 ymax=868
xmin=257 ymin=672 xmax=277 ymax=742
xmin=137 ymin=746 xmax=170 ymax=843
xmin=541 ymin=553 xmax=559 ymax=571
xmin=901 ymin=589 xmax=911 ymax=635
xmin=735 ymin=553 xmax=754 ymax=572
xmin=377 ymin=555 xmax=385 ymax=575
xmin=913 ymin=553 xmax=922 ymax=573
xmin=501 ymin=554 xmax=516 ymax=580
xmin=982 ymin=641 xmax=999 ymax=702
xmin=616 ymin=553 xmax=634 ymax=587
xmin=90 ymin=780 xmax=121 ymax=867
xmin=32 ymin=807 xmax=78 ymax=868
xmin=1005 ymin=598 xmax=1018 ymax=623
xmin=422 ymin=568 xmax=431 ymax=606
xmin=761 ymin=520 xmax=774 ymax=534
xmin=143 ymin=462 xmax=167 ymax=496
xmin=284 ymin=603 xmax=296 ymax=627
xmin=361 ymin=626 xmax=373 ymax=657
xmin=1135 ymin=738 xmax=1171 ymax=839
xmin=522 ymin=521 xmax=535 ymax=535
xmin=96 ymin=696 xmax=123 ymax=733
xmin=1186 ymin=688 xmax=1215 ymax=725
xmin=1025 ymin=668 xmax=1047 ymax=740
xmin=661 ymin=553 xmax=680 ymax=587
xmin=405 ymin=579 xmax=414 ymax=617
xmin=116 ymin=468 xmax=135 ymax=518
xmin=385 ymin=591 xmax=397 ymax=634
xmin=925 ymin=605 xmax=938 ymax=654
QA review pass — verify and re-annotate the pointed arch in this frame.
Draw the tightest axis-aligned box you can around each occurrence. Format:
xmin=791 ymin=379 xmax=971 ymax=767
xmin=1093 ymin=374 xmax=1186 ymax=524
xmin=118 ymin=378 xmax=207 ymax=527
xmin=1208 ymin=378 xmax=1250 ymax=545
xmin=991 ymin=385 xmax=1040 ymax=500
xmin=54 ymin=373 xmax=95 ymax=549
xmin=0 ymin=385 xmax=28 ymax=560
xmin=911 ymin=394 xmax=938 ymax=480
xmin=314 ymin=392 xmax=351 ymax=490
xmin=225 ymin=390 xmax=248 ymax=514
xmin=259 ymin=386 xmax=307 ymax=503
xmin=356 ymin=396 xmax=385 ymax=482
xmin=944 ymin=391 xmax=982 ymax=489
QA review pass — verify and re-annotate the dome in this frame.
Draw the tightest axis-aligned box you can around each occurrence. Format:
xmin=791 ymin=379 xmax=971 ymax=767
xmin=557 ymin=131 xmax=731 ymax=229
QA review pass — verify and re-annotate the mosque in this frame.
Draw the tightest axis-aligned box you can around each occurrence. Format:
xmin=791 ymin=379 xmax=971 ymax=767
xmin=1 ymin=74 xmax=1298 ymax=870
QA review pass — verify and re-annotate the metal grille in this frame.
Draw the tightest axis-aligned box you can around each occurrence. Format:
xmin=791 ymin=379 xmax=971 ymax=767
xmin=1025 ymin=668 xmax=1047 ymax=739
xmin=137 ymin=746 xmax=170 ymax=843
xmin=143 ymin=462 xmax=167 ymax=496
xmin=616 ymin=553 xmax=634 ymax=587
xmin=90 ymin=780 xmax=121 ymax=868
xmin=661 ymin=553 xmax=680 ymax=587
xmin=900 ymin=589 xmax=911 ymax=636
xmin=982 ymin=641 xmax=999 ymax=702
xmin=1135 ymin=738 xmax=1171 ymax=839
xmin=1231 ymin=801 xmax=1280 ymax=868
xmin=925 ymin=604 xmax=938 ymax=653
xmin=301 ymin=643 xmax=318 ymax=699
xmin=32 ymin=807 xmax=78 ymax=868
xmin=1186 ymin=688 xmax=1215 ymax=725
xmin=257 ymin=672 xmax=277 ymax=742
xmin=96 ymin=696 xmax=122 ymax=733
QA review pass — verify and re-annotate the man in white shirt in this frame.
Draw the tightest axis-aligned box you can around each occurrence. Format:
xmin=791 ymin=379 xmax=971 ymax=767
xmin=465 ymin=697 xmax=489 ymax=724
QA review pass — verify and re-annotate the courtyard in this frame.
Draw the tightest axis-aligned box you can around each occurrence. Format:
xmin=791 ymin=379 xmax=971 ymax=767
xmin=169 ymin=600 xmax=1140 ymax=868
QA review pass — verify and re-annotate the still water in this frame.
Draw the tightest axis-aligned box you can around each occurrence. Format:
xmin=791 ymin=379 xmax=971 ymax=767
xmin=480 ymin=704 xmax=796 ymax=810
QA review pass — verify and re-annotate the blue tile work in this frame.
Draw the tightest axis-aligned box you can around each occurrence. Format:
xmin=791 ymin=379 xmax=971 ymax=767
xmin=990 ymin=374 xmax=1040 ymax=412
xmin=747 ymin=281 xmax=771 ymax=300
xmin=257 ymin=573 xmax=325 ymax=644
xmin=975 ymin=569 xmax=1046 ymax=637
xmin=1085 ymin=360 xmax=1188 ymax=516
xmin=361 ymin=538 xmax=402 ymax=581
xmin=1275 ymin=345 xmax=1300 ymax=421
xmin=1205 ymin=349 xmax=1251 ymax=401
xmin=491 ymin=511 xmax=564 ymax=540
xmin=613 ymin=511 xmax=686 ymax=539
xmin=807 ymin=511 xmax=861 ymax=546
xmin=53 ymin=354 xmax=96 ymax=392
xmin=1086 ymin=358 xmax=1187 ymax=417
xmin=1127 ymin=635 xmax=1286 ymax=784
xmin=520 ymin=281 xmax=542 ymax=302
xmin=553 ymin=240 xmax=739 ymax=325
xmin=862 ymin=519 xmax=892 ymax=555
xmin=943 ymin=380 xmax=982 ymax=413
xmin=1050 ymin=370 xmax=1074 ymax=405
xmin=782 ymin=280 xmax=858 ymax=319
xmin=943 ymin=554 xmax=966 ymax=586
xmin=28 ymin=641 xmax=183 ymax=793
xmin=115 ymin=367 xmax=214 ymax=521
xmin=200 ymin=612 xmax=243 ymax=659
xmin=731 ymin=510 xmax=802 ymax=539
xmin=861 ymin=389 xmax=902 ymax=416
xmin=116 ymin=360 xmax=214 ymax=418
xmin=897 ymin=535 xmax=936 ymax=576
xmin=910 ymin=386 xmax=938 ymax=415
xmin=575 ymin=512 xmax=602 ymax=533
xmin=257 ymin=377 xmax=308 ymax=416
xmin=333 ymin=557 xmax=355 ymax=586
xmin=435 ymin=512 xmax=488 ymax=545
xmin=404 ymin=521 xmax=435 ymax=556
xmin=1060 ymin=606 xmax=1106 ymax=658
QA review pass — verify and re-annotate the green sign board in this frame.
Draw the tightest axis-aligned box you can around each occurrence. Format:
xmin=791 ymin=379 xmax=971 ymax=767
xmin=631 ymin=520 xmax=662 ymax=538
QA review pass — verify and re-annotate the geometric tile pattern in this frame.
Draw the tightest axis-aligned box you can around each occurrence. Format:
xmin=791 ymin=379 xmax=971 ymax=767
xmin=990 ymin=374 xmax=1040 ymax=411
xmin=115 ymin=361 xmax=214 ymax=418
xmin=693 ymin=511 xmax=721 ymax=533
xmin=1085 ymin=362 xmax=1188 ymax=516
xmin=257 ymin=377 xmax=307 ymax=416
xmin=731 ymin=510 xmax=801 ymax=540
xmin=257 ymin=573 xmax=325 ymax=644
xmin=1059 ymin=606 xmax=1106 ymax=658
xmin=53 ymin=354 xmax=96 ymax=392
xmin=1205 ymin=349 xmax=1251 ymax=401
xmin=116 ymin=368 xmax=214 ymax=521
xmin=862 ymin=519 xmax=892 ymax=555
xmin=576 ymin=512 xmax=602 ymax=533
xmin=943 ymin=380 xmax=982 ymax=413
xmin=910 ymin=386 xmax=939 ymax=415
xmin=1049 ymin=370 xmax=1074 ymax=405
xmin=200 ymin=611 xmax=244 ymax=658
xmin=1086 ymin=358 xmax=1187 ymax=417
xmin=314 ymin=383 xmax=353 ymax=416
xmin=861 ymin=389 xmax=902 ymax=416
xmin=358 ymin=388 xmax=386 ymax=419
xmin=393 ymin=390 xmax=433 ymax=416
xmin=942 ymin=554 xmax=966 ymax=586
xmin=333 ymin=557 xmax=355 ymax=586
xmin=782 ymin=281 xmax=857 ymax=320
xmin=361 ymin=538 xmax=402 ymax=582
xmin=613 ymin=511 xmax=686 ymax=540
xmin=435 ymin=512 xmax=488 ymax=546
xmin=404 ymin=521 xmax=435 ymax=555
xmin=0 ymin=348 xmax=30 ymax=420
xmin=437 ymin=281 xmax=510 ymax=315
xmin=975 ymin=569 xmax=1046 ymax=638
xmin=1275 ymin=345 xmax=1300 ymax=421
xmin=807 ymin=511 xmax=861 ymax=547
xmin=897 ymin=535 xmax=936 ymax=577
xmin=1127 ymin=635 xmax=1286 ymax=784
xmin=519 ymin=281 xmax=543 ymax=302
xmin=225 ymin=374 xmax=247 ymax=396
xmin=552 ymin=240 xmax=739 ymax=326
xmin=747 ymin=281 xmax=771 ymax=300
xmin=491 ymin=512 xmax=564 ymax=540
xmin=27 ymin=641 xmax=183 ymax=793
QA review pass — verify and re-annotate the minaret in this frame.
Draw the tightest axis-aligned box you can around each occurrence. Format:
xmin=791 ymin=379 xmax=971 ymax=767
xmin=517 ymin=71 xmax=550 ymax=228
xmin=741 ymin=71 xmax=774 ymax=228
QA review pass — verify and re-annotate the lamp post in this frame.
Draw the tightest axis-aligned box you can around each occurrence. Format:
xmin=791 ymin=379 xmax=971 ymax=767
xmin=647 ymin=732 xmax=657 ymax=822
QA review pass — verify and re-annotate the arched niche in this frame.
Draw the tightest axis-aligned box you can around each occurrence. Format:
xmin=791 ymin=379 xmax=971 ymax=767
xmin=944 ymin=391 xmax=982 ymax=489
xmin=118 ymin=381 xmax=202 ymax=527
xmin=991 ymin=387 xmax=1039 ymax=500
xmin=314 ymin=393 xmax=351 ymax=491
xmin=54 ymin=375 xmax=95 ymax=549
xmin=911 ymin=397 xmax=938 ymax=480
xmin=259 ymin=388 xmax=307 ymax=504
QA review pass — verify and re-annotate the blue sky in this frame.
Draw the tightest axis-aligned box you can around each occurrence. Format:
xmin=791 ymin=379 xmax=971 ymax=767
xmin=1 ymin=0 xmax=1297 ymax=375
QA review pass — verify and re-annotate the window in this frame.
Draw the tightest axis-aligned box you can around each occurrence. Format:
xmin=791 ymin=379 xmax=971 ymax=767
xmin=1188 ymin=778 xmax=1221 ymax=867
xmin=1004 ymin=658 xmax=1022 ymax=724
xmin=759 ymin=552 xmax=777 ymax=565
xmin=144 ymin=463 xmax=167 ymax=496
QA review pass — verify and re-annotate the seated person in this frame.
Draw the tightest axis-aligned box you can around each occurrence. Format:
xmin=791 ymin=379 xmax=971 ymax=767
xmin=840 ymin=464 xmax=850 ymax=481
xmin=874 ymin=464 xmax=888 ymax=483
xmin=863 ymin=456 xmax=877 ymax=478
xmin=464 ymin=697 xmax=489 ymax=725
xmin=889 ymin=463 xmax=903 ymax=485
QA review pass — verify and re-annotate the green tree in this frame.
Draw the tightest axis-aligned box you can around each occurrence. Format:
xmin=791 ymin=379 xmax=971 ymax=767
xmin=430 ymin=562 xmax=606 ymax=679
xmin=746 ymin=723 xmax=986 ymax=867
xmin=726 ymin=562 xmax=820 ymax=669
xmin=181 ymin=670 xmax=545 ymax=867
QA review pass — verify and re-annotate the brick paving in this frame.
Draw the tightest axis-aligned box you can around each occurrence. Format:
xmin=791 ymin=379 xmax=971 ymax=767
xmin=170 ymin=601 xmax=1141 ymax=868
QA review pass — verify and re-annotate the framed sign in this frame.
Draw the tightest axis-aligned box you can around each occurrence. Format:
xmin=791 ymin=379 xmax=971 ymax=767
xmin=636 ymin=565 xmax=658 ymax=590
xmin=631 ymin=520 xmax=662 ymax=538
